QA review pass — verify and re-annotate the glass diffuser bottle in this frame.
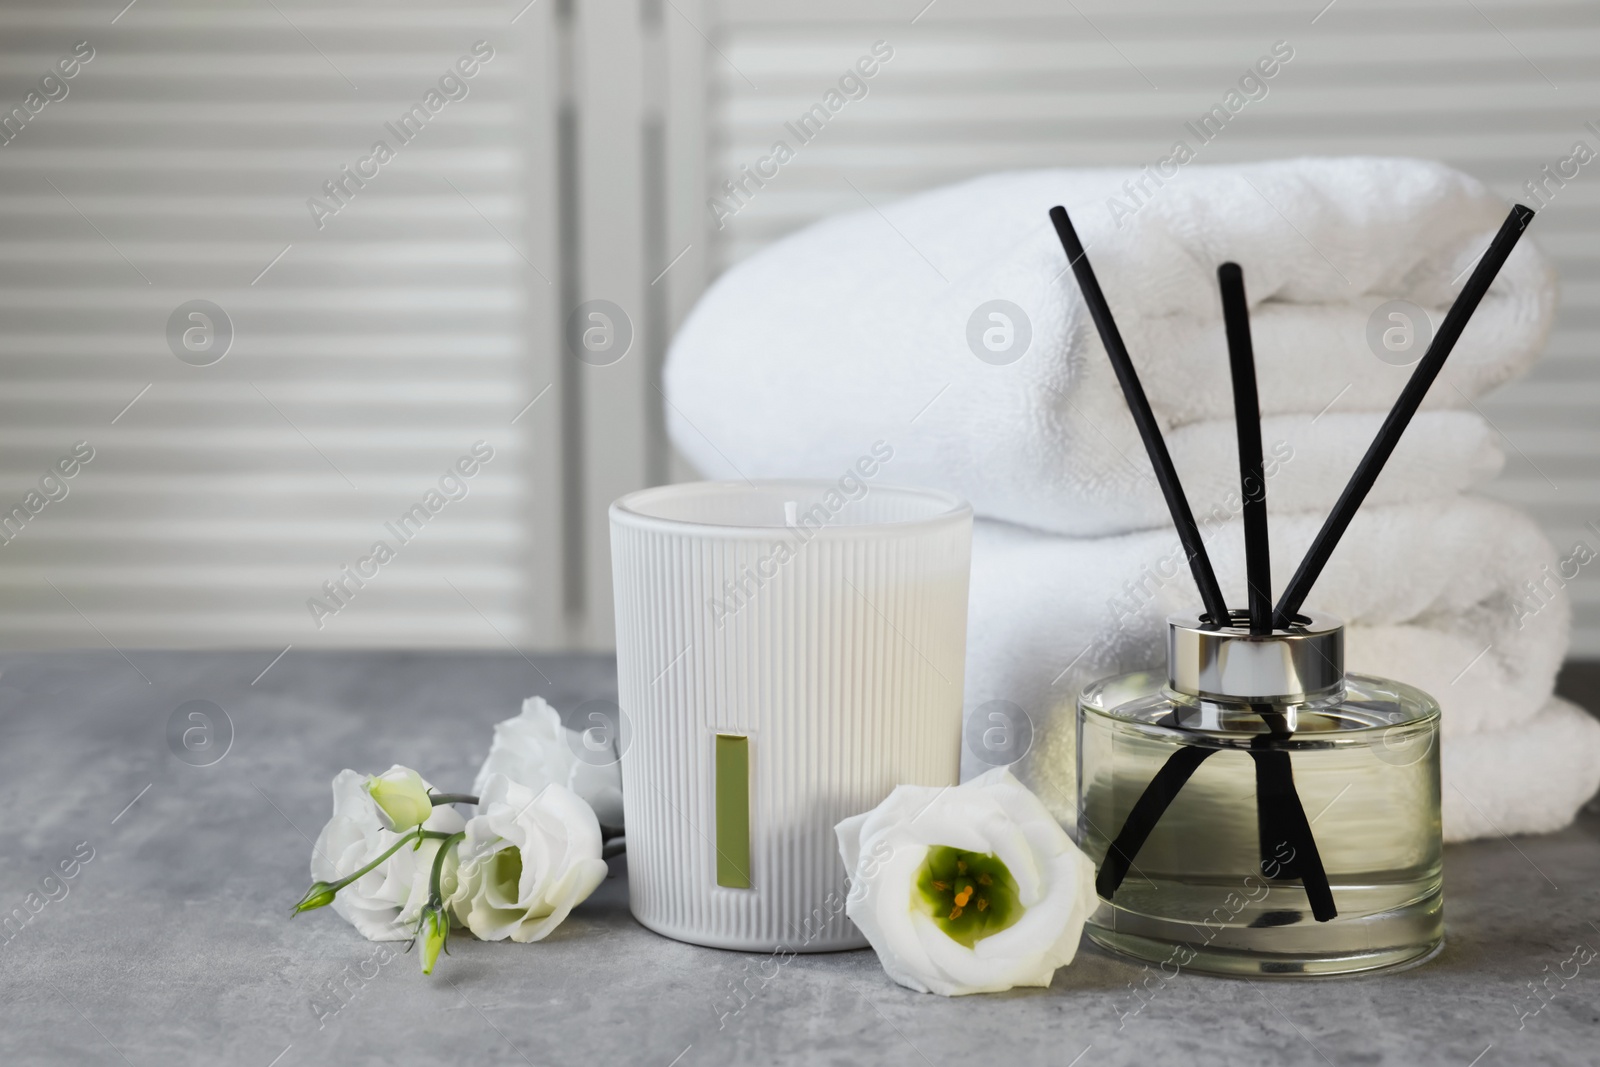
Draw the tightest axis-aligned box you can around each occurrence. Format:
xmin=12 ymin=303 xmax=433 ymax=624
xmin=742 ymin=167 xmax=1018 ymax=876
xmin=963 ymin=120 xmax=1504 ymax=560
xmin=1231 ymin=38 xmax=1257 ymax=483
xmin=1047 ymin=202 xmax=1535 ymax=981
xmin=1077 ymin=610 xmax=1442 ymax=977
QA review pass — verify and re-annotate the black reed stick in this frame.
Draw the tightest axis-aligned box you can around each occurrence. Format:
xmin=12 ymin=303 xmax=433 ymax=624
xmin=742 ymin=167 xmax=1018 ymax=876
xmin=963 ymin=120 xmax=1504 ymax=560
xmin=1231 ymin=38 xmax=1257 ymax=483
xmin=1219 ymin=263 xmax=1272 ymax=635
xmin=1217 ymin=263 xmax=1339 ymax=918
xmin=1273 ymin=204 xmax=1536 ymax=628
xmin=1249 ymin=739 xmax=1336 ymax=922
xmin=1053 ymin=225 xmax=1337 ymax=920
xmin=1094 ymin=744 xmax=1216 ymax=900
xmin=1050 ymin=205 xmax=1231 ymax=627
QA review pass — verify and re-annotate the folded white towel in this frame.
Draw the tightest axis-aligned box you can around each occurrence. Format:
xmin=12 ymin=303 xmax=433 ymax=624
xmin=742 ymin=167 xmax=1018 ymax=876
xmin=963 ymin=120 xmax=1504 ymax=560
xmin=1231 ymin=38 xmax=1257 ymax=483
xmin=961 ymin=496 xmax=1594 ymax=841
xmin=1444 ymin=698 xmax=1600 ymax=842
xmin=664 ymin=155 xmax=1590 ymax=842
xmin=666 ymin=158 xmax=1556 ymax=537
xmin=1149 ymin=408 xmax=1502 ymax=534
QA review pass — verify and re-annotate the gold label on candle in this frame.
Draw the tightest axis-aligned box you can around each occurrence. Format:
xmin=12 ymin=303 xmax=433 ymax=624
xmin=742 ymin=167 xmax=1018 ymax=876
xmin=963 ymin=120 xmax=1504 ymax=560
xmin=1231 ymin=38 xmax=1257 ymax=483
xmin=715 ymin=733 xmax=752 ymax=888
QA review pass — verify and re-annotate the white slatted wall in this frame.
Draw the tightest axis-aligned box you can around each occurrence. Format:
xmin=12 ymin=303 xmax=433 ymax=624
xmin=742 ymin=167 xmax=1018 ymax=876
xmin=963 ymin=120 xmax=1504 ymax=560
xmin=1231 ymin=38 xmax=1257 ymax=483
xmin=4 ymin=0 xmax=1599 ymax=655
xmin=700 ymin=0 xmax=1600 ymax=655
xmin=0 ymin=0 xmax=568 ymax=650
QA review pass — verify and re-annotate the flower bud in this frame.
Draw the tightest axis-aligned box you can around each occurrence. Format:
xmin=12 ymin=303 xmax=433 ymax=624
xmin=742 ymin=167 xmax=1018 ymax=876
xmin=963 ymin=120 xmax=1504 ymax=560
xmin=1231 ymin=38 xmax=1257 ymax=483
xmin=292 ymin=880 xmax=339 ymax=916
xmin=365 ymin=767 xmax=433 ymax=833
xmin=418 ymin=904 xmax=449 ymax=975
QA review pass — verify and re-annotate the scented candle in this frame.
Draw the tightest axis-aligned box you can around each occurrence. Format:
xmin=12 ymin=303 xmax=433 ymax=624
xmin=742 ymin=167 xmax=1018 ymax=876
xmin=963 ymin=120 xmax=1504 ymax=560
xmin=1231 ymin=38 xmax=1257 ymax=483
xmin=610 ymin=479 xmax=972 ymax=951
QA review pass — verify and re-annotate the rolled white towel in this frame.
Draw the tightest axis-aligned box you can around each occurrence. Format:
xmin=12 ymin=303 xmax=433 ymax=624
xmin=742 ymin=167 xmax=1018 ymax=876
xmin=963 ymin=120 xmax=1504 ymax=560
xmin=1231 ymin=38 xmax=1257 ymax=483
xmin=1443 ymin=698 xmax=1600 ymax=842
xmin=961 ymin=496 xmax=1578 ymax=841
xmin=1163 ymin=408 xmax=1502 ymax=532
xmin=667 ymin=158 xmax=1556 ymax=537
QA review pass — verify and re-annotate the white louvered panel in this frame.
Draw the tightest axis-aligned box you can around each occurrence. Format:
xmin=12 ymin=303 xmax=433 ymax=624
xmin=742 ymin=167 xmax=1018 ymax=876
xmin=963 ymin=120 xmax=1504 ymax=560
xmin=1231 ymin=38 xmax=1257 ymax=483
xmin=569 ymin=0 xmax=655 ymax=651
xmin=661 ymin=0 xmax=713 ymax=493
xmin=699 ymin=0 xmax=1600 ymax=654
xmin=0 ymin=0 xmax=565 ymax=650
xmin=565 ymin=0 xmax=713 ymax=650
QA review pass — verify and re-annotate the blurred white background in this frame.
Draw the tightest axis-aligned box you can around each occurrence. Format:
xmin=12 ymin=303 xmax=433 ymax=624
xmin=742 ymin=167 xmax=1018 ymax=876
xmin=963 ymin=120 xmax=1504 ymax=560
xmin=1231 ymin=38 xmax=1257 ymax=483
xmin=1 ymin=0 xmax=1597 ymax=653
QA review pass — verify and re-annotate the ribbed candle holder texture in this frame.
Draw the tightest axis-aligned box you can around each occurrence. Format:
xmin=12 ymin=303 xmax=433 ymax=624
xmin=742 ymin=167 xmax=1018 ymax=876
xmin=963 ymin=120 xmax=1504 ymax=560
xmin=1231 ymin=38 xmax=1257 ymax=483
xmin=610 ymin=479 xmax=973 ymax=951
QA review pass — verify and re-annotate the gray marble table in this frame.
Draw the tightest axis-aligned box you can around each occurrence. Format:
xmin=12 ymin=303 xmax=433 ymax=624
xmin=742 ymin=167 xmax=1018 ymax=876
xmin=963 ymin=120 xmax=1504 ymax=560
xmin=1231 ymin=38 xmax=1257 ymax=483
xmin=2 ymin=649 xmax=1597 ymax=1066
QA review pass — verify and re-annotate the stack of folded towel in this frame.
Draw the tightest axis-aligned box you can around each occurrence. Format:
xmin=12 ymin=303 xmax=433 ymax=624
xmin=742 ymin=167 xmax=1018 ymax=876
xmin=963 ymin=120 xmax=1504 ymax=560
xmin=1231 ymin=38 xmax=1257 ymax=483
xmin=664 ymin=157 xmax=1600 ymax=842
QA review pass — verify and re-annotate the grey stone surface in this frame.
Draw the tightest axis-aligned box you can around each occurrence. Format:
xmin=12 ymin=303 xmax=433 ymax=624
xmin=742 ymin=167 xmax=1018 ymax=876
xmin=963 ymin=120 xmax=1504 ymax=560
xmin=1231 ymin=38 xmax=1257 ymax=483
xmin=1 ymin=648 xmax=1597 ymax=1066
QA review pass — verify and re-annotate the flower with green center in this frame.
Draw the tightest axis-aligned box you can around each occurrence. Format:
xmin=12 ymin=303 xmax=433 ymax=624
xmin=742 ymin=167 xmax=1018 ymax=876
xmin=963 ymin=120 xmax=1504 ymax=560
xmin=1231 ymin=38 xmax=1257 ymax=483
xmin=914 ymin=847 xmax=1023 ymax=949
xmin=448 ymin=773 xmax=608 ymax=943
xmin=836 ymin=767 xmax=1097 ymax=996
xmin=365 ymin=767 xmax=434 ymax=833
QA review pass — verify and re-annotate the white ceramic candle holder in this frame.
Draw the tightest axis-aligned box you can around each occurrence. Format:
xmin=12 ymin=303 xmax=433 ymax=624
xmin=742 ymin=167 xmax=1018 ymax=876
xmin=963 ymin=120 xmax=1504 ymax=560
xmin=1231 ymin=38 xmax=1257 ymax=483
xmin=611 ymin=479 xmax=972 ymax=951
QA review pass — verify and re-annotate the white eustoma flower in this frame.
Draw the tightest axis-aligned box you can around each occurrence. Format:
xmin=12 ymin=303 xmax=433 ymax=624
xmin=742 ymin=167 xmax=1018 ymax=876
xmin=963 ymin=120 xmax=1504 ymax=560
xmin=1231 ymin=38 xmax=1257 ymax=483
xmin=835 ymin=766 xmax=1097 ymax=996
xmin=448 ymin=773 xmax=608 ymax=943
xmin=473 ymin=697 xmax=624 ymax=827
xmin=310 ymin=765 xmax=466 ymax=941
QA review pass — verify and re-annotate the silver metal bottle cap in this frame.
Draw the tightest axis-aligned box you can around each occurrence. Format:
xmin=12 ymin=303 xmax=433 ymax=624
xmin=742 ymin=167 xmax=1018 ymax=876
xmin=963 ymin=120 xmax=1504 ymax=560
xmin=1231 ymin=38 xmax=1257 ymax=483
xmin=1167 ymin=610 xmax=1344 ymax=703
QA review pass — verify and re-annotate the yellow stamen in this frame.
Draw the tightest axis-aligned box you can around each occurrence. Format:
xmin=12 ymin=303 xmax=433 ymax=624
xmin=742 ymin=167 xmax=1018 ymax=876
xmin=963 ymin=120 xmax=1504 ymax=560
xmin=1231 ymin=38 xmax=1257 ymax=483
xmin=977 ymin=897 xmax=989 ymax=911
xmin=948 ymin=905 xmax=963 ymax=920
xmin=957 ymin=861 xmax=967 ymax=874
xmin=977 ymin=873 xmax=992 ymax=886
xmin=931 ymin=881 xmax=949 ymax=891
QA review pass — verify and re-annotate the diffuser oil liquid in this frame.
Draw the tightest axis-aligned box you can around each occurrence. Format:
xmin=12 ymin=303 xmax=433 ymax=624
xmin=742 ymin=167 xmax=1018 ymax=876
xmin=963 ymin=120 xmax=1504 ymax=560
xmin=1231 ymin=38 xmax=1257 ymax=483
xmin=1078 ymin=670 xmax=1443 ymax=977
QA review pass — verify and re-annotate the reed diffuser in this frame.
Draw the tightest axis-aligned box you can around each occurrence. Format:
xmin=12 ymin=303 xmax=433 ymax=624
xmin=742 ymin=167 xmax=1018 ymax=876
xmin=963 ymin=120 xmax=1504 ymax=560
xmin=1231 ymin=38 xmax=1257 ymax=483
xmin=1050 ymin=202 xmax=1535 ymax=976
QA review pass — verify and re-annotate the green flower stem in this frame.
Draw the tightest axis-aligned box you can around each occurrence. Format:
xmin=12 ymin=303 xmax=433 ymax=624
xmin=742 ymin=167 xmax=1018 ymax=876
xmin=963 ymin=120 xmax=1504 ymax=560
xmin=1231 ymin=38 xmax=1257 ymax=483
xmin=333 ymin=827 xmax=423 ymax=890
xmin=429 ymin=831 xmax=466 ymax=907
xmin=296 ymin=825 xmax=436 ymax=916
xmin=414 ymin=830 xmax=467 ymax=976
xmin=429 ymin=793 xmax=479 ymax=807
